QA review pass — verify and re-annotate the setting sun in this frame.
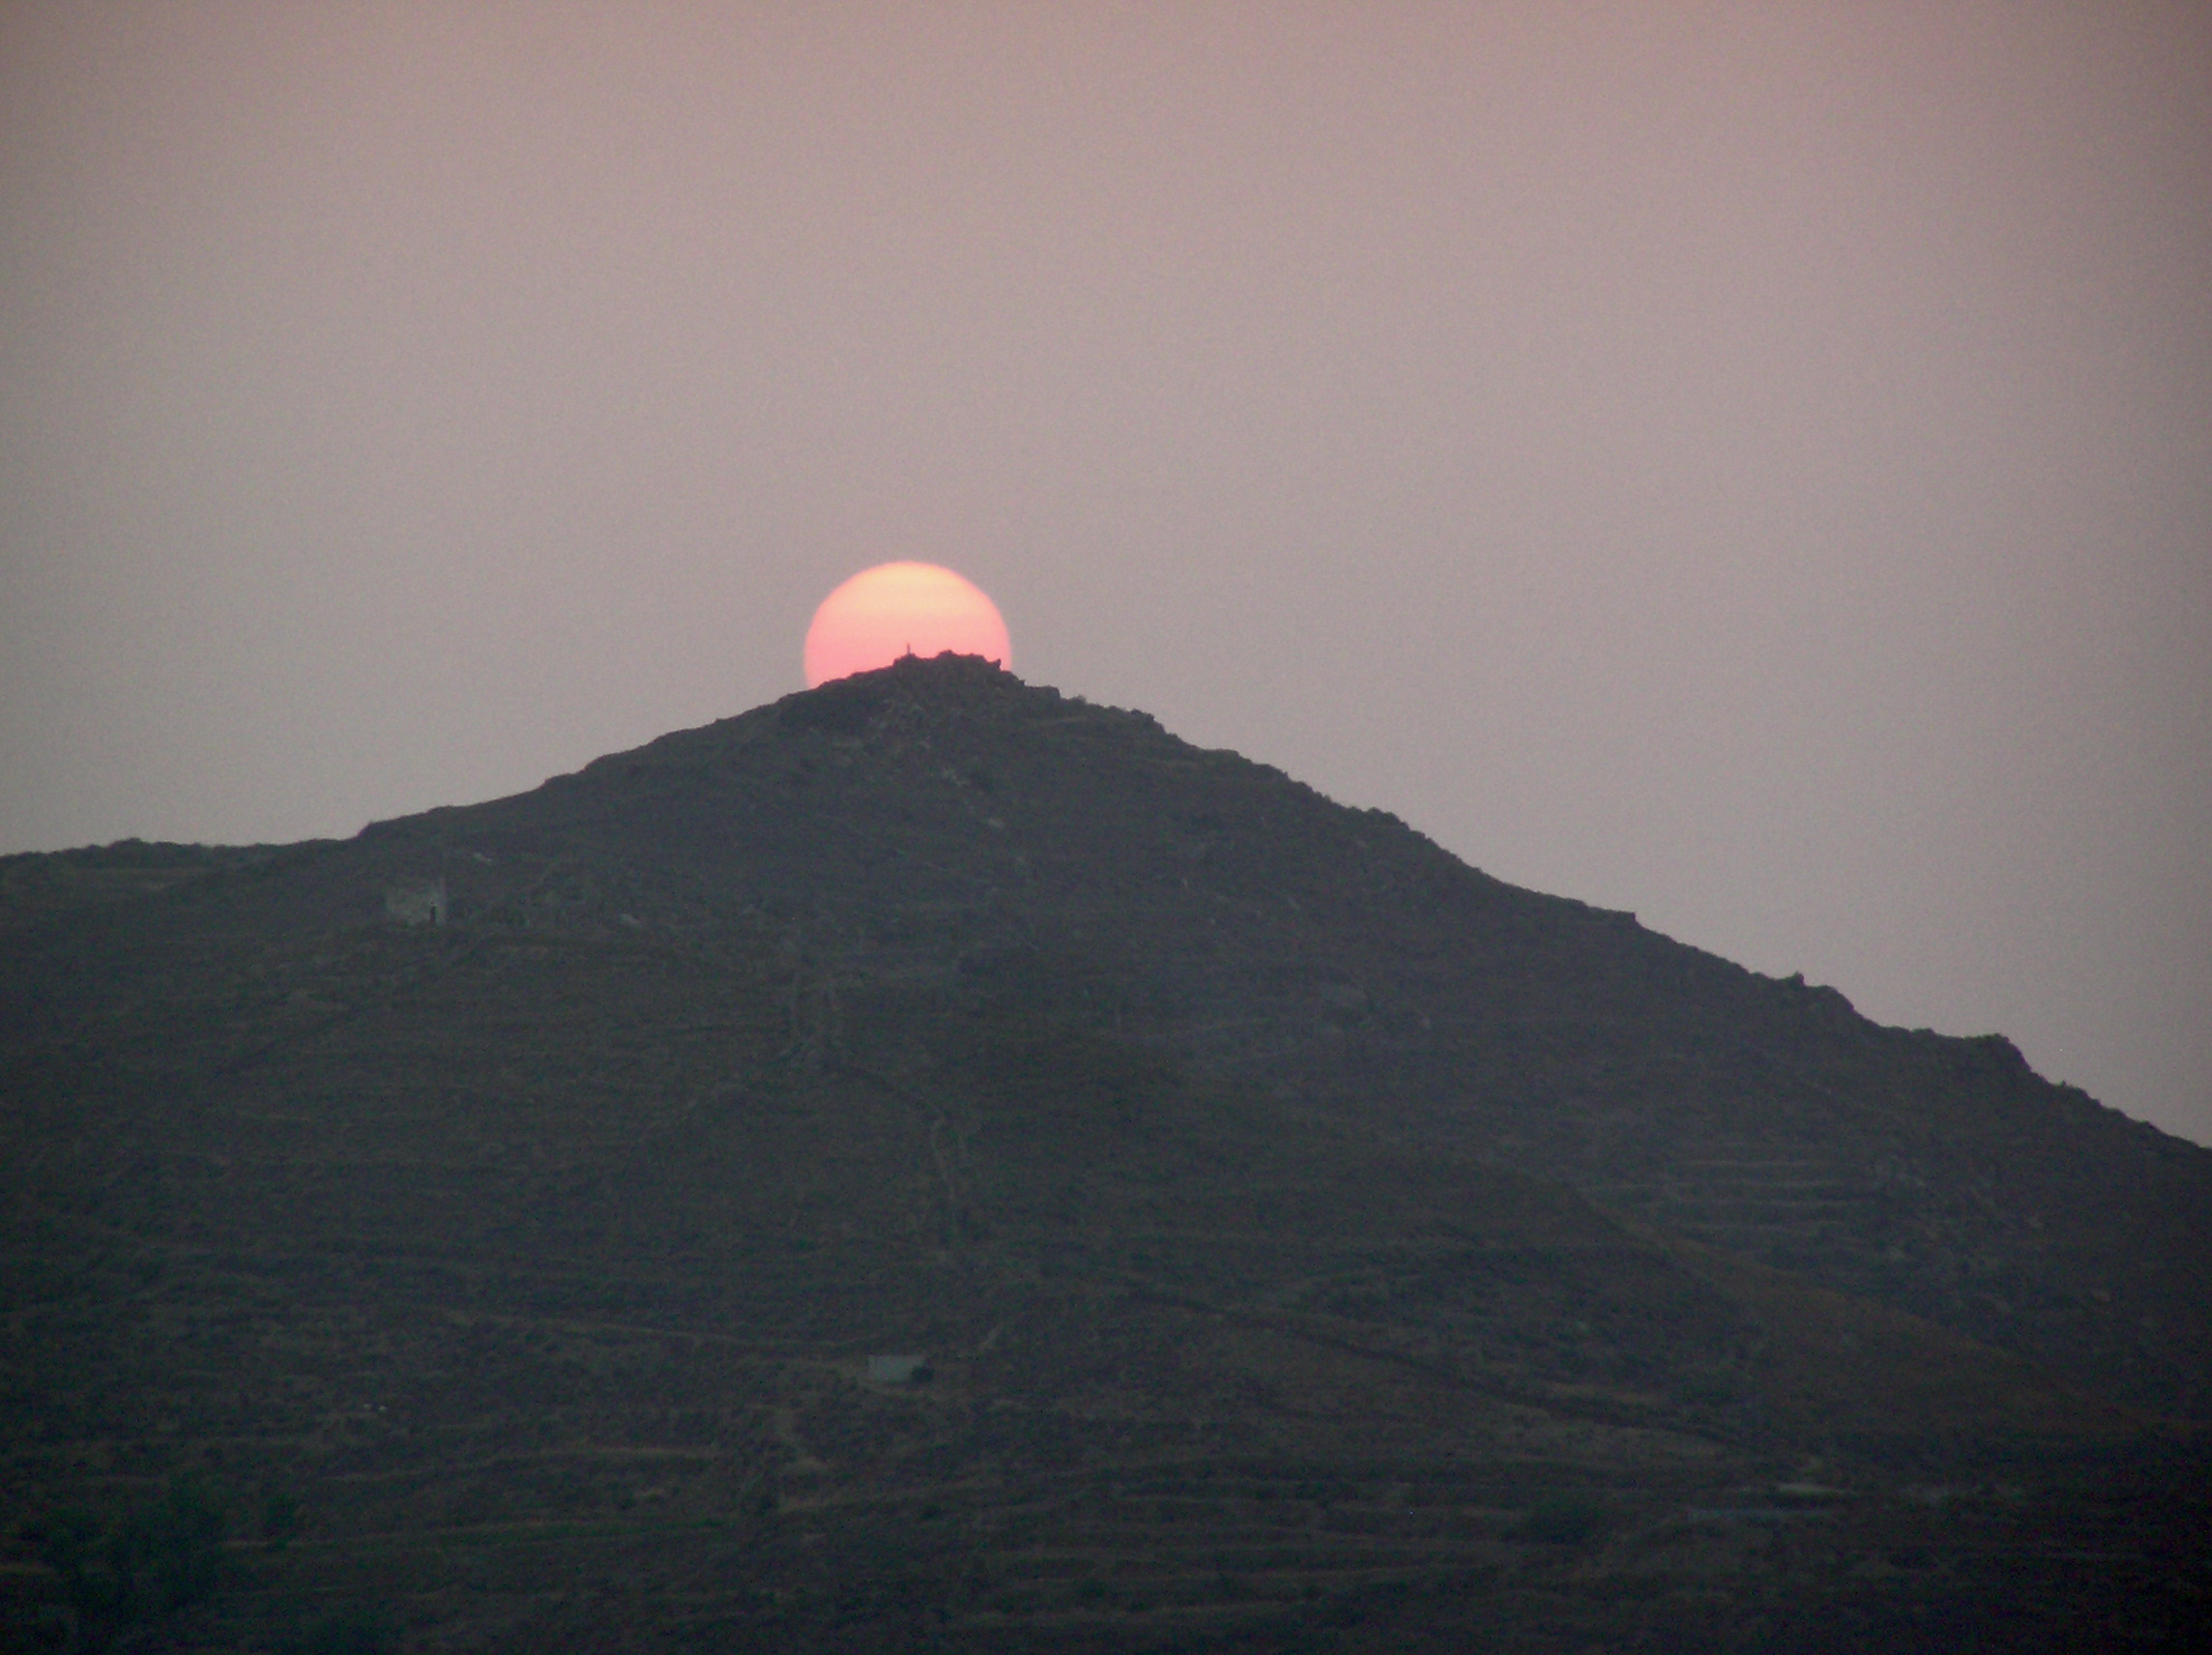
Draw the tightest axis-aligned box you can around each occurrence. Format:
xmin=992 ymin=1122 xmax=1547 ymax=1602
xmin=802 ymin=563 xmax=1011 ymax=687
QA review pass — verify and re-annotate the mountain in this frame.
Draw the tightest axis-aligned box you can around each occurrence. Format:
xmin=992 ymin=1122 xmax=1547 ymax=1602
xmin=3 ymin=653 xmax=2206 ymax=1652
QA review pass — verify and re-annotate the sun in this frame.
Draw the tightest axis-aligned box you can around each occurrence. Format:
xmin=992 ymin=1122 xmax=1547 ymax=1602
xmin=802 ymin=563 xmax=1011 ymax=687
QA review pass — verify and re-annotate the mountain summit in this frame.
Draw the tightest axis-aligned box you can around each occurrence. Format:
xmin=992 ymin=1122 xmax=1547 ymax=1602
xmin=4 ymin=653 xmax=2206 ymax=1650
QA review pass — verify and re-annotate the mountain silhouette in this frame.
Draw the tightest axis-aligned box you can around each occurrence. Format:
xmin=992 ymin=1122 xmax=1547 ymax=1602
xmin=3 ymin=653 xmax=2206 ymax=1651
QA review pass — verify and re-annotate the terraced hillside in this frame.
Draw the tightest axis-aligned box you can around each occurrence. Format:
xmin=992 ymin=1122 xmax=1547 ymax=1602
xmin=2 ymin=653 xmax=2207 ymax=1650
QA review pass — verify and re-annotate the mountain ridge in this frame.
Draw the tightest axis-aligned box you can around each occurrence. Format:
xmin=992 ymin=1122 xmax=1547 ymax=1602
xmin=3 ymin=652 xmax=2206 ymax=1650
xmin=353 ymin=653 xmax=2209 ymax=1418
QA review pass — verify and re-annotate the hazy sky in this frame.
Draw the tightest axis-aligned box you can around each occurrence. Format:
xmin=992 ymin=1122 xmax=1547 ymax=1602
xmin=5 ymin=3 xmax=2207 ymax=1145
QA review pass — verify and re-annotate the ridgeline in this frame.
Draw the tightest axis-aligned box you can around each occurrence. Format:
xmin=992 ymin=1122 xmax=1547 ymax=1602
xmin=4 ymin=654 xmax=2206 ymax=1650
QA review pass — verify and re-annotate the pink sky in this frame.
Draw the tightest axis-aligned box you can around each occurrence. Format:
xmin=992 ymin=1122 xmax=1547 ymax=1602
xmin=3 ymin=3 xmax=2207 ymax=1144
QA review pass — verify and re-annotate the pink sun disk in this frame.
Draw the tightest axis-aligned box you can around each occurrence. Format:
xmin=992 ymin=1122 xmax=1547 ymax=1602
xmin=802 ymin=563 xmax=1011 ymax=688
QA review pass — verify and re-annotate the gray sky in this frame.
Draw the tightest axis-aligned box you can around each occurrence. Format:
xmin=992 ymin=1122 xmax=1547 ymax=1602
xmin=5 ymin=3 xmax=2208 ymax=1145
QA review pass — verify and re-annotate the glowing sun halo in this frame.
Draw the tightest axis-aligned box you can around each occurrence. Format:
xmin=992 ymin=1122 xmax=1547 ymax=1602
xmin=803 ymin=563 xmax=1011 ymax=687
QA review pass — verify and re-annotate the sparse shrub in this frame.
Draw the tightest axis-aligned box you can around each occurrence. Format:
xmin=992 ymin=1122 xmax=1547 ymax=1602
xmin=262 ymin=1488 xmax=302 ymax=1550
xmin=24 ymin=1476 xmax=232 ymax=1636
xmin=293 ymin=1603 xmax=393 ymax=1655
xmin=1677 ymin=1376 xmax=1740 ymax=1408
xmin=22 ymin=1507 xmax=107 ymax=1612
xmin=948 ymin=1017 xmax=1169 ymax=1138
xmin=135 ymin=1477 xmax=230 ymax=1608
xmin=1508 ymin=1494 xmax=1610 ymax=1544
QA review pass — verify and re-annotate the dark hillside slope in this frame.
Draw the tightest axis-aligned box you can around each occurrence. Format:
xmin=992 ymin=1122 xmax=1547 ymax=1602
xmin=2 ymin=653 xmax=2206 ymax=1651
xmin=309 ymin=653 xmax=2209 ymax=1419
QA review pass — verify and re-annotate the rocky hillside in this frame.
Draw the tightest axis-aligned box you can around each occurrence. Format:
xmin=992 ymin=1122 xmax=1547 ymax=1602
xmin=2 ymin=653 xmax=2205 ymax=1651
